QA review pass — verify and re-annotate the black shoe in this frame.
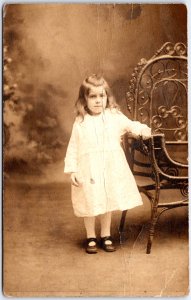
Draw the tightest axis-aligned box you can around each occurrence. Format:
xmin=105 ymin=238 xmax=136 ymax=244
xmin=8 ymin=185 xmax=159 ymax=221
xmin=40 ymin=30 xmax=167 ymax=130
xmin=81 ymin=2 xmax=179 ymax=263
xmin=100 ymin=236 xmax=116 ymax=252
xmin=86 ymin=238 xmax=98 ymax=254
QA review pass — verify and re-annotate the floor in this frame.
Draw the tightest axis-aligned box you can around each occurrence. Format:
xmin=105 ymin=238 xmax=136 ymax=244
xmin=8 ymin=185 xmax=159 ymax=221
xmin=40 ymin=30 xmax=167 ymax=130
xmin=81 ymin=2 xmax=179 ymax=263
xmin=3 ymin=176 xmax=189 ymax=297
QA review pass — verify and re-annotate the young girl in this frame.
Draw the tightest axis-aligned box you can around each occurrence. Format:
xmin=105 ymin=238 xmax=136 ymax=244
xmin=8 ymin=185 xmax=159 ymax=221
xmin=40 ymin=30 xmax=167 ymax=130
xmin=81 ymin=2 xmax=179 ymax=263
xmin=64 ymin=74 xmax=151 ymax=254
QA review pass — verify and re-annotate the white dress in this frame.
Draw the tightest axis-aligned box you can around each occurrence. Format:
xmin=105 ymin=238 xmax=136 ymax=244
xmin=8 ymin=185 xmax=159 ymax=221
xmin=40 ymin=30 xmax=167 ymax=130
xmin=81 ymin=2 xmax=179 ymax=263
xmin=64 ymin=109 xmax=151 ymax=217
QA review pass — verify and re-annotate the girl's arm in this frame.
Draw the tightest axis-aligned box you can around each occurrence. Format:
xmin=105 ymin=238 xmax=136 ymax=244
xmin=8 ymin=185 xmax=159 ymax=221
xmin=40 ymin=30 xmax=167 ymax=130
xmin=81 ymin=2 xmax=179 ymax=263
xmin=118 ymin=111 xmax=151 ymax=139
xmin=64 ymin=122 xmax=83 ymax=187
xmin=64 ymin=122 xmax=79 ymax=174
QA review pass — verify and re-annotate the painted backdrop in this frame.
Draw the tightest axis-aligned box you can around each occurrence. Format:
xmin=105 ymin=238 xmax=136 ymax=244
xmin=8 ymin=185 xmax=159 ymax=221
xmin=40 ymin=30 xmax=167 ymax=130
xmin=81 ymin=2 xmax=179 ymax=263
xmin=3 ymin=4 xmax=187 ymax=181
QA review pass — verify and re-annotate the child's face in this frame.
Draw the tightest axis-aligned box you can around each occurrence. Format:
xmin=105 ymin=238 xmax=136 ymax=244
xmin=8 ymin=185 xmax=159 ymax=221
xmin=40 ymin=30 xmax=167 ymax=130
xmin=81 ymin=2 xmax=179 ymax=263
xmin=85 ymin=86 xmax=107 ymax=115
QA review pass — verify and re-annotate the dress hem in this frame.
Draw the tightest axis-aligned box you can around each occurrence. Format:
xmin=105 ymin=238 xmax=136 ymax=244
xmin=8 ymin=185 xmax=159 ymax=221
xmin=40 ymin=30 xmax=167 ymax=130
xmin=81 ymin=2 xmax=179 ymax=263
xmin=73 ymin=202 xmax=143 ymax=217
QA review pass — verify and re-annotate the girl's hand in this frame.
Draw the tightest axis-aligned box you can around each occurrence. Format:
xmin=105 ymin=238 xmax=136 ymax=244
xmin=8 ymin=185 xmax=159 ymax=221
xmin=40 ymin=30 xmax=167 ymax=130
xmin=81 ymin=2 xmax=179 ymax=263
xmin=141 ymin=127 xmax=152 ymax=140
xmin=71 ymin=173 xmax=82 ymax=187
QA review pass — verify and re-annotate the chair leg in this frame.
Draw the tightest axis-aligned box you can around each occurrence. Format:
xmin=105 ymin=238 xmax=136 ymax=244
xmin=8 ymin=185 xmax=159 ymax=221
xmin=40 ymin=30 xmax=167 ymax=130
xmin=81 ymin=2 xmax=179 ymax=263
xmin=119 ymin=210 xmax=127 ymax=233
xmin=146 ymin=188 xmax=160 ymax=254
xmin=146 ymin=207 xmax=158 ymax=254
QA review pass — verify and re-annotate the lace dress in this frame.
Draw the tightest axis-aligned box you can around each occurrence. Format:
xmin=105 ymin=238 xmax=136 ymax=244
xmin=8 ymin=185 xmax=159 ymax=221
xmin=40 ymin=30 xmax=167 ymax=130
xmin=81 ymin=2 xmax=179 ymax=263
xmin=64 ymin=109 xmax=151 ymax=217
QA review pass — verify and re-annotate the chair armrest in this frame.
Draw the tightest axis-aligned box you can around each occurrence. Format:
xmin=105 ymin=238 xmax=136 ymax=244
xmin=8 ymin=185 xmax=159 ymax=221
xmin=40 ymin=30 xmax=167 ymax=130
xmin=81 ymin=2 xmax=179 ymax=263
xmin=151 ymin=134 xmax=188 ymax=169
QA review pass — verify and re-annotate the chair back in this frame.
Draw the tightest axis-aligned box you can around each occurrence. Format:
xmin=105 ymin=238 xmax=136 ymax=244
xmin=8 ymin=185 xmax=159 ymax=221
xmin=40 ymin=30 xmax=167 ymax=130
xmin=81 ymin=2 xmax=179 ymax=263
xmin=126 ymin=42 xmax=187 ymax=162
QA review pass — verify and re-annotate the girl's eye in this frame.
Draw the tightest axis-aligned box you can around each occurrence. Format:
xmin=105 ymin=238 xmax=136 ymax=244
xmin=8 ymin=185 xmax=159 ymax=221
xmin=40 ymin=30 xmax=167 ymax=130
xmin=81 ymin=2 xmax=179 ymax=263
xmin=88 ymin=93 xmax=106 ymax=98
xmin=89 ymin=94 xmax=96 ymax=98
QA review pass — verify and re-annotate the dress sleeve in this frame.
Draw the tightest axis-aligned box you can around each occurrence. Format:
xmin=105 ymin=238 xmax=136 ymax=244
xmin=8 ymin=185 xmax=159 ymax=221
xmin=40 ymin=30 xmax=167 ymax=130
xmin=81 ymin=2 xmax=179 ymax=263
xmin=64 ymin=122 xmax=79 ymax=173
xmin=118 ymin=111 xmax=151 ymax=139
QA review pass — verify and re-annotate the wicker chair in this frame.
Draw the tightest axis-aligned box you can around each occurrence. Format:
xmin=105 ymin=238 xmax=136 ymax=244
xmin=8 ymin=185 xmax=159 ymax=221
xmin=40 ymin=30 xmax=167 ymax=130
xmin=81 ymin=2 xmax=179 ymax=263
xmin=119 ymin=42 xmax=188 ymax=254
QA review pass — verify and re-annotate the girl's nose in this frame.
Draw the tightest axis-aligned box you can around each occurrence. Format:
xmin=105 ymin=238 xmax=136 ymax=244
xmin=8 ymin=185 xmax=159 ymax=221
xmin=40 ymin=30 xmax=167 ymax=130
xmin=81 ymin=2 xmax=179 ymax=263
xmin=96 ymin=97 xmax=101 ymax=103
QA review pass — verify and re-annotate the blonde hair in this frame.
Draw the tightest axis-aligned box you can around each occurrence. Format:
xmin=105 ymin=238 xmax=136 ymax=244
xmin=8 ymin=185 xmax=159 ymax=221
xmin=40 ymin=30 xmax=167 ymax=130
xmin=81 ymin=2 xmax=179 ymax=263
xmin=75 ymin=74 xmax=119 ymax=119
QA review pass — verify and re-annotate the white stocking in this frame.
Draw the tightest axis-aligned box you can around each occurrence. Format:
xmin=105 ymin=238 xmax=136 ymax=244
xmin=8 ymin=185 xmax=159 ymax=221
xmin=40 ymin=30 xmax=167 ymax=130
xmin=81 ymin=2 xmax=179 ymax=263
xmin=100 ymin=212 xmax=112 ymax=238
xmin=84 ymin=216 xmax=96 ymax=239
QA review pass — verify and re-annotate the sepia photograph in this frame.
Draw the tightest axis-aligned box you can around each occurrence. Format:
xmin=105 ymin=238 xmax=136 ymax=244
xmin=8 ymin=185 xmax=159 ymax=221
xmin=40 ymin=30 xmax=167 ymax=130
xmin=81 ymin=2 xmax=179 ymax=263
xmin=3 ymin=3 xmax=188 ymax=297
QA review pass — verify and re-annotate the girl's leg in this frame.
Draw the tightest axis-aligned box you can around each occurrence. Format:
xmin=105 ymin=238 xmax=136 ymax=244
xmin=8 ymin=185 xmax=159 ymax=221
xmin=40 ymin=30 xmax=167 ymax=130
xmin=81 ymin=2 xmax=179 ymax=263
xmin=100 ymin=212 xmax=116 ymax=251
xmin=84 ymin=216 xmax=96 ymax=240
xmin=100 ymin=212 xmax=112 ymax=239
xmin=84 ymin=217 xmax=97 ymax=253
